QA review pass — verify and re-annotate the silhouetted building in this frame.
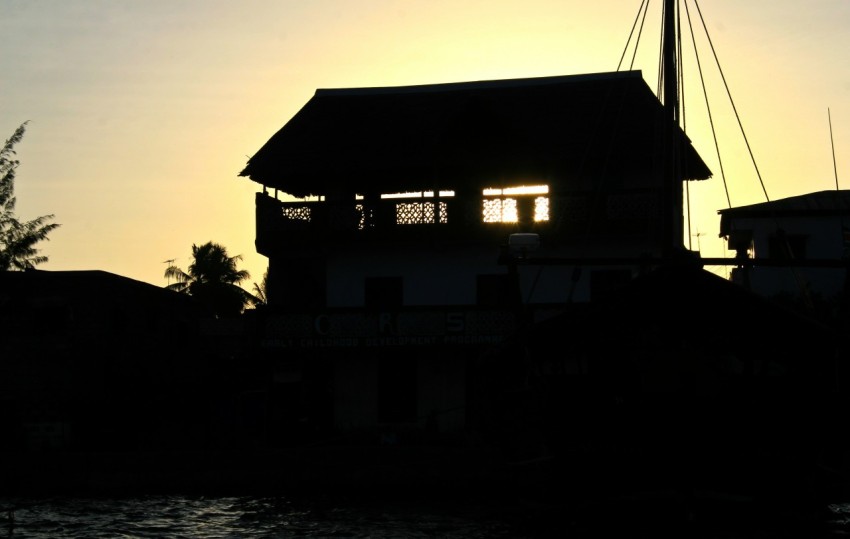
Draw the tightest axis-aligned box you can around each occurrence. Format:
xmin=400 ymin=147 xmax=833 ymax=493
xmin=719 ymin=189 xmax=850 ymax=306
xmin=487 ymin=264 xmax=841 ymax=491
xmin=238 ymin=70 xmax=713 ymax=442
xmin=0 ymin=269 xmax=263 ymax=454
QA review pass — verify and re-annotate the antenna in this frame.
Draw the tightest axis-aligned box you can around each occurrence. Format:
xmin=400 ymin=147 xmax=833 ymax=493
xmin=692 ymin=229 xmax=705 ymax=252
xmin=163 ymin=258 xmax=176 ymax=285
xmin=829 ymin=108 xmax=840 ymax=190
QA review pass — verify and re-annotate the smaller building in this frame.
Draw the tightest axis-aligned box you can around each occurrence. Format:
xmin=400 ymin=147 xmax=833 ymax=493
xmin=718 ymin=190 xmax=850 ymax=307
xmin=486 ymin=264 xmax=843 ymax=497
xmin=0 ymin=269 xmax=263 ymax=454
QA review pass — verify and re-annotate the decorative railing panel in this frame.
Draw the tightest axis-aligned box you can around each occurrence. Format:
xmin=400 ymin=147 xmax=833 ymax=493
xmin=255 ymin=189 xmax=661 ymax=253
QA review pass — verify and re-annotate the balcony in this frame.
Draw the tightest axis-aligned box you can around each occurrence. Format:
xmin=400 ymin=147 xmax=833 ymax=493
xmin=256 ymin=192 xmax=518 ymax=254
xmin=255 ymin=189 xmax=661 ymax=256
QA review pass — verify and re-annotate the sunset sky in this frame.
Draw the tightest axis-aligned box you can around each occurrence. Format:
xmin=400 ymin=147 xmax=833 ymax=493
xmin=2 ymin=0 xmax=849 ymax=288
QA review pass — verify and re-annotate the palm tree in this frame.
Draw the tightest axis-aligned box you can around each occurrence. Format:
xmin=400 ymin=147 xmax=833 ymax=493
xmin=252 ymin=267 xmax=269 ymax=306
xmin=0 ymin=122 xmax=60 ymax=270
xmin=164 ymin=241 xmax=257 ymax=317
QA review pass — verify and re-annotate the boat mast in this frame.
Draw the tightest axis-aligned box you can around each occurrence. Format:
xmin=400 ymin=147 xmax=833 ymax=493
xmin=662 ymin=0 xmax=684 ymax=256
xmin=663 ymin=0 xmax=679 ymax=125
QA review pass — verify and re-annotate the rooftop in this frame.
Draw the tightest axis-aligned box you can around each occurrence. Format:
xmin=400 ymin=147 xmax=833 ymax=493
xmin=240 ymin=70 xmax=711 ymax=198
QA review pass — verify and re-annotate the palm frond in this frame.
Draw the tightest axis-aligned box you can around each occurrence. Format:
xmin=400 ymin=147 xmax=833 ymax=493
xmin=164 ymin=264 xmax=191 ymax=284
xmin=252 ymin=268 xmax=269 ymax=305
xmin=0 ymin=122 xmax=58 ymax=271
xmin=169 ymin=241 xmax=257 ymax=316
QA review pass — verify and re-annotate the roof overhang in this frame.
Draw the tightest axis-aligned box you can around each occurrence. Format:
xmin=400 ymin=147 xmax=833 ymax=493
xmin=240 ymin=70 xmax=712 ymax=198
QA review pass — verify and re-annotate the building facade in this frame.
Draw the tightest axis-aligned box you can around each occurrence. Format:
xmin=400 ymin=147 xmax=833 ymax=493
xmin=239 ymin=70 xmax=712 ymax=441
xmin=719 ymin=190 xmax=850 ymax=306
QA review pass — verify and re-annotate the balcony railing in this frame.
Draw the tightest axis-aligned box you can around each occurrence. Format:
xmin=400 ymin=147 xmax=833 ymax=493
xmin=256 ymin=193 xmax=509 ymax=252
xmin=255 ymin=190 xmax=661 ymax=255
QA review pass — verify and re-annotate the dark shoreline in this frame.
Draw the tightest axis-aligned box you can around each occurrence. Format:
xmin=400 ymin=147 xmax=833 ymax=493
xmin=1 ymin=445 xmax=526 ymax=499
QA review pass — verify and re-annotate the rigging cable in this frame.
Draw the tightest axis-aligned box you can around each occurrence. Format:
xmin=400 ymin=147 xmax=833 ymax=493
xmin=655 ymin=1 xmax=665 ymax=96
xmin=694 ymin=4 xmax=812 ymax=305
xmin=692 ymin=0 xmax=770 ymax=206
xmin=618 ymin=0 xmax=651 ymax=72
xmin=528 ymin=80 xmax=631 ymax=304
xmin=673 ymin=2 xmax=692 ymax=250
xmin=683 ymin=0 xmax=731 ymax=210
xmin=529 ymin=0 xmax=645 ymax=304
xmin=830 ymin=108 xmax=840 ymax=191
xmin=692 ymin=0 xmax=813 ymax=309
xmin=680 ymin=1 xmax=721 ymax=270
xmin=531 ymin=2 xmax=656 ymax=305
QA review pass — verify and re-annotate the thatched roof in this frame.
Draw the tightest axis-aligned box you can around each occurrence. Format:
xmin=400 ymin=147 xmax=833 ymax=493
xmin=239 ymin=70 xmax=712 ymax=198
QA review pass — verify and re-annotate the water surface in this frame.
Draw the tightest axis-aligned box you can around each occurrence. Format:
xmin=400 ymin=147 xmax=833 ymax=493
xmin=3 ymin=494 xmax=850 ymax=538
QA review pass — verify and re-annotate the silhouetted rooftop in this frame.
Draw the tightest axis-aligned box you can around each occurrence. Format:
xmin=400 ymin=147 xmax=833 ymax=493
xmin=240 ymin=70 xmax=712 ymax=198
xmin=0 ymin=269 xmax=205 ymax=321
xmin=718 ymin=190 xmax=850 ymax=236
xmin=719 ymin=190 xmax=850 ymax=216
xmin=524 ymin=263 xmax=835 ymax=359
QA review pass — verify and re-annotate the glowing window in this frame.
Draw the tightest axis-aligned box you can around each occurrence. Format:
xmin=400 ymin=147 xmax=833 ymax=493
xmin=482 ymin=184 xmax=549 ymax=223
xmin=282 ymin=206 xmax=311 ymax=221
xmin=381 ymin=190 xmax=455 ymax=199
xmin=483 ymin=185 xmax=548 ymax=196
xmin=354 ymin=191 xmax=454 ymax=227
xmin=384 ymin=191 xmax=452 ymax=225
xmin=397 ymin=201 xmax=448 ymax=224
xmin=534 ymin=196 xmax=550 ymax=222
xmin=355 ymin=203 xmax=370 ymax=230
xmin=483 ymin=198 xmax=518 ymax=223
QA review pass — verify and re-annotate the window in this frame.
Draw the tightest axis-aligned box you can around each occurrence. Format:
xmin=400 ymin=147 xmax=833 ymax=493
xmin=365 ymin=277 xmax=403 ymax=309
xmin=482 ymin=184 xmax=550 ymax=223
xmin=768 ymin=233 xmax=807 ymax=260
xmin=396 ymin=201 xmax=448 ymax=224
xmin=355 ymin=191 xmax=454 ymax=228
xmin=389 ymin=191 xmax=452 ymax=225
xmin=483 ymin=197 xmax=519 ymax=223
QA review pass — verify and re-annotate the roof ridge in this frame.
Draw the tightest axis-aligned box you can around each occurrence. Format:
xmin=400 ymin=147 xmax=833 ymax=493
xmin=314 ymin=70 xmax=644 ymax=97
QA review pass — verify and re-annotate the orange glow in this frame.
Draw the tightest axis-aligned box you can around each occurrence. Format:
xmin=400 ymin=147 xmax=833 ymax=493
xmin=3 ymin=2 xmax=847 ymax=286
xmin=381 ymin=190 xmax=455 ymax=199
xmin=483 ymin=184 xmax=549 ymax=196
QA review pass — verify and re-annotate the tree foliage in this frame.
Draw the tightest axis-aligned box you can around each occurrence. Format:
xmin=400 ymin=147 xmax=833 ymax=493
xmin=164 ymin=241 xmax=257 ymax=317
xmin=0 ymin=122 xmax=60 ymax=270
xmin=252 ymin=267 xmax=268 ymax=306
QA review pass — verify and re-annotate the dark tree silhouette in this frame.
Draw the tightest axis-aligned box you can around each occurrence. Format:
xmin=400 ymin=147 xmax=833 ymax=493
xmin=0 ymin=122 xmax=60 ymax=270
xmin=164 ymin=241 xmax=257 ymax=317
xmin=252 ymin=267 xmax=268 ymax=306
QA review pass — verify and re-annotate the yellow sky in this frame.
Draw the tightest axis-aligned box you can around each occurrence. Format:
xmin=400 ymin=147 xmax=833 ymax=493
xmin=2 ymin=0 xmax=849 ymax=287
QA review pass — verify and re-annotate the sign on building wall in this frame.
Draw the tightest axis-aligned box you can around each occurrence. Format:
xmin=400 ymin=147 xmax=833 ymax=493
xmin=260 ymin=309 xmax=519 ymax=348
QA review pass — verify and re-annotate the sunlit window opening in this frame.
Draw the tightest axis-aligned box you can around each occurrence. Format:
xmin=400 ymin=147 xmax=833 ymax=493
xmin=353 ymin=191 xmax=455 ymax=228
xmin=534 ymin=196 xmax=550 ymax=222
xmin=483 ymin=198 xmax=518 ymax=223
xmin=482 ymin=185 xmax=550 ymax=223
xmin=385 ymin=191 xmax=453 ymax=225
xmin=482 ymin=185 xmax=548 ymax=196
xmin=278 ymin=192 xmax=324 ymax=202
xmin=282 ymin=206 xmax=311 ymax=221
xmin=381 ymin=190 xmax=455 ymax=199
xmin=397 ymin=201 xmax=448 ymax=224
xmin=355 ymin=203 xmax=369 ymax=230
